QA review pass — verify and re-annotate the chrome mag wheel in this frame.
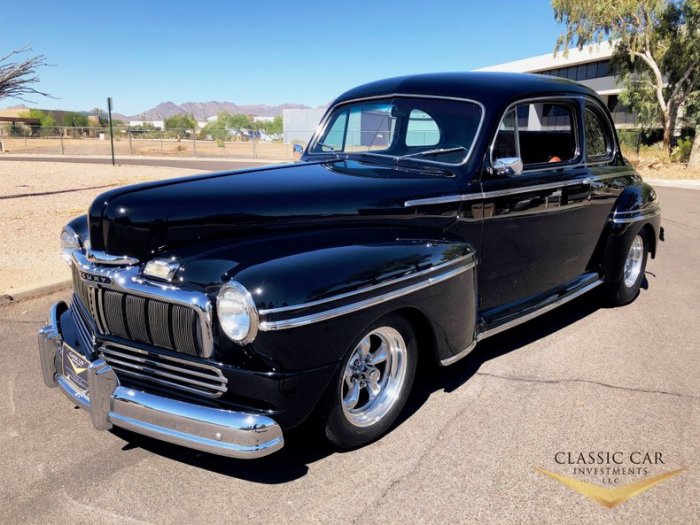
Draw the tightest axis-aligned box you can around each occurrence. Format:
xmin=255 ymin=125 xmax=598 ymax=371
xmin=623 ymin=235 xmax=644 ymax=288
xmin=340 ymin=326 xmax=408 ymax=428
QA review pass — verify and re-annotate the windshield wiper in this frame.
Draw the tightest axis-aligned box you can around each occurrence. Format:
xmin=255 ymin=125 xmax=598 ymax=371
xmin=400 ymin=146 xmax=467 ymax=159
xmin=317 ymin=142 xmax=342 ymax=157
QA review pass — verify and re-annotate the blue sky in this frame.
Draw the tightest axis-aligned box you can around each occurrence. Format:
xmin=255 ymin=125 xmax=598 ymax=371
xmin=1 ymin=1 xmax=565 ymax=115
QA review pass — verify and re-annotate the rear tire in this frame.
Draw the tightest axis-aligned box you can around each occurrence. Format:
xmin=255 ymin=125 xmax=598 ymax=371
xmin=319 ymin=314 xmax=417 ymax=450
xmin=604 ymin=230 xmax=649 ymax=306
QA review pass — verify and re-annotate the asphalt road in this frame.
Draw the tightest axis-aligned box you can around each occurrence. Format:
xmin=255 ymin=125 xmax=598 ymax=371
xmin=0 ymin=155 xmax=276 ymax=172
xmin=0 ymin=186 xmax=697 ymax=524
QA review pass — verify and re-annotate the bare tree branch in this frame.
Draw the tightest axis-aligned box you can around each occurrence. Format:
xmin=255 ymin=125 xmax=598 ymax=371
xmin=0 ymin=45 xmax=52 ymax=102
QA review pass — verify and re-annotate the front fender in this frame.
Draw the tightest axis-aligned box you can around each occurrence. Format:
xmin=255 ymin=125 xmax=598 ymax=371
xmin=190 ymin=228 xmax=478 ymax=371
xmin=600 ymin=182 xmax=661 ymax=282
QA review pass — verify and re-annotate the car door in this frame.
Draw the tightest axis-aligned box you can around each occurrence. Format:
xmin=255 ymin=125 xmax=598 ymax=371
xmin=477 ymin=98 xmax=597 ymax=313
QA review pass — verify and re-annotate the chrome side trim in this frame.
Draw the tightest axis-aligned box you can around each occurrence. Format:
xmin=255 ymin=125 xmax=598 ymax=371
xmin=611 ymin=208 xmax=661 ymax=224
xmin=86 ymin=250 xmax=139 ymax=266
xmin=405 ymin=193 xmax=482 ymax=207
xmin=259 ymin=254 xmax=476 ymax=316
xmin=439 ymin=339 xmax=478 ymax=367
xmin=404 ymin=177 xmax=592 ymax=207
xmin=260 ymin=260 xmax=476 ymax=331
xmin=482 ymin=178 xmax=591 ymax=199
xmin=479 ymin=279 xmax=603 ymax=340
xmin=305 ymin=93 xmax=486 ymax=168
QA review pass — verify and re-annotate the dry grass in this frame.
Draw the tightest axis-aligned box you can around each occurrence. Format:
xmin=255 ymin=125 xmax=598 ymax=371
xmin=621 ymin=145 xmax=700 ymax=179
xmin=0 ymin=136 xmax=297 ymax=160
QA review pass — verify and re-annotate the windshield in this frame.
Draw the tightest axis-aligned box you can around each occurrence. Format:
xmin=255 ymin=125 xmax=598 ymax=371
xmin=309 ymin=97 xmax=482 ymax=165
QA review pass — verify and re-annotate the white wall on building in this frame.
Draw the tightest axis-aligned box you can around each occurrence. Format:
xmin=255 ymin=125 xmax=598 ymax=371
xmin=283 ymin=108 xmax=326 ymax=145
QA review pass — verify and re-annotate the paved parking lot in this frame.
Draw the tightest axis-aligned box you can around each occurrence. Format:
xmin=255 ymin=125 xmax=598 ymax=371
xmin=0 ymin=186 xmax=697 ymax=524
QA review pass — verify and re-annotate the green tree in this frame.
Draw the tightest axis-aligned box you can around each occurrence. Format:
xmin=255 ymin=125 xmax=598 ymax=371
xmin=164 ymin=113 xmax=196 ymax=131
xmin=224 ymin=113 xmax=253 ymax=130
xmin=682 ymin=91 xmax=700 ymax=168
xmin=21 ymin=108 xmax=55 ymax=127
xmin=263 ymin=115 xmax=283 ymax=140
xmin=63 ymin=111 xmax=89 ymax=127
xmin=553 ymin=0 xmax=700 ymax=155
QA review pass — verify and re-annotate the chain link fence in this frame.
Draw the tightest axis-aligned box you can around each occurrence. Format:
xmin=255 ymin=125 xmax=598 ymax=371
xmin=0 ymin=125 xmax=316 ymax=160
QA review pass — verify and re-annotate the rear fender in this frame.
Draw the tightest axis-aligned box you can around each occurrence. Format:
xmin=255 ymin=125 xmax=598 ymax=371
xmin=600 ymin=183 xmax=661 ymax=282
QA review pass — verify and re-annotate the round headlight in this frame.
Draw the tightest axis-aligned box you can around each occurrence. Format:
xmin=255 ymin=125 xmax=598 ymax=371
xmin=60 ymin=226 xmax=82 ymax=265
xmin=217 ymin=282 xmax=258 ymax=344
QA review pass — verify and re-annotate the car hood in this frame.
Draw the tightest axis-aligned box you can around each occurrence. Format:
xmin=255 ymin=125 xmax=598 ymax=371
xmin=88 ymin=159 xmax=460 ymax=261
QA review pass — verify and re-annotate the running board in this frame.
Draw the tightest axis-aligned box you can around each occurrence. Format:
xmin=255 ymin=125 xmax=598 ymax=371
xmin=439 ymin=277 xmax=603 ymax=366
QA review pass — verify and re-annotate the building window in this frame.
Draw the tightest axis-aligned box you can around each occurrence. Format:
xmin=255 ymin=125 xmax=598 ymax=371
xmin=537 ymin=59 xmax=612 ymax=82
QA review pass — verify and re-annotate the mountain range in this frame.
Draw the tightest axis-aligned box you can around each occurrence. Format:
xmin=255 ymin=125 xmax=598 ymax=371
xmin=132 ymin=101 xmax=311 ymax=121
xmin=3 ymin=101 xmax=313 ymax=122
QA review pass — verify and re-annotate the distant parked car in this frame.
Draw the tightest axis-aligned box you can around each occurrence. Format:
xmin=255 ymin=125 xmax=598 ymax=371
xmin=39 ymin=73 xmax=662 ymax=459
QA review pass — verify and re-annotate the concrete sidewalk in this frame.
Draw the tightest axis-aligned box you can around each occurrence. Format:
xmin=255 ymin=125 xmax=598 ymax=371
xmin=644 ymin=177 xmax=700 ymax=190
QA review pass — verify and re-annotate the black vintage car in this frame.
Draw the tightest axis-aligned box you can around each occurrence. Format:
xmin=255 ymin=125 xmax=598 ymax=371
xmin=39 ymin=73 xmax=662 ymax=458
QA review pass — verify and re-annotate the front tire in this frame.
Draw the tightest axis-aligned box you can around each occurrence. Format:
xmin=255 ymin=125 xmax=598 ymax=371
xmin=320 ymin=314 xmax=417 ymax=449
xmin=604 ymin=231 xmax=649 ymax=306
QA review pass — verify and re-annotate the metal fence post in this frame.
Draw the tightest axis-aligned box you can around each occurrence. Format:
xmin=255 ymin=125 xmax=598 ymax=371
xmin=252 ymin=134 xmax=257 ymax=158
xmin=129 ymin=130 xmax=133 ymax=155
xmin=160 ymin=130 xmax=164 ymax=153
xmin=60 ymin=127 xmax=64 ymax=154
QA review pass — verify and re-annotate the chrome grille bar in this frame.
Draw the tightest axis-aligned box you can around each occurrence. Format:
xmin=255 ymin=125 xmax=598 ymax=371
xmin=70 ymin=251 xmax=213 ymax=358
xmin=172 ymin=305 xmax=197 ymax=356
xmin=99 ymin=342 xmax=227 ymax=398
xmin=148 ymin=300 xmax=172 ymax=349
xmin=125 ymin=295 xmax=149 ymax=344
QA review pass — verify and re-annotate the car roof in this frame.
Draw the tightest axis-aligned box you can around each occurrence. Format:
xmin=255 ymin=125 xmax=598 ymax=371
xmin=331 ymin=72 xmax=600 ymax=108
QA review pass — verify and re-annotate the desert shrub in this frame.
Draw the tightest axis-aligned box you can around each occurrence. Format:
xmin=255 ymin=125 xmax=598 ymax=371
xmin=671 ymin=136 xmax=693 ymax=163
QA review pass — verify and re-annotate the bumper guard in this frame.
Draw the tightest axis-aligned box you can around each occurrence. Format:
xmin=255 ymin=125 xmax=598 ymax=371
xmin=38 ymin=301 xmax=284 ymax=459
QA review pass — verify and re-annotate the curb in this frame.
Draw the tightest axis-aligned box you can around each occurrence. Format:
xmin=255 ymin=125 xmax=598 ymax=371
xmin=0 ymin=279 xmax=71 ymax=306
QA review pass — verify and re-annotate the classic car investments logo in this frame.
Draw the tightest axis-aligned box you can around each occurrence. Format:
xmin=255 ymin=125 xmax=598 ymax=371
xmin=535 ymin=451 xmax=685 ymax=508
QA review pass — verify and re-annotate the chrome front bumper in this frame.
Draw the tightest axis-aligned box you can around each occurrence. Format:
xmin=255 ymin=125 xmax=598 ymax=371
xmin=38 ymin=301 xmax=284 ymax=459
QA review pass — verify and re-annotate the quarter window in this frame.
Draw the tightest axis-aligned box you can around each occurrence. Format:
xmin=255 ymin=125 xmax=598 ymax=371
xmin=405 ymin=109 xmax=440 ymax=146
xmin=584 ymin=107 xmax=612 ymax=159
xmin=492 ymin=101 xmax=577 ymax=168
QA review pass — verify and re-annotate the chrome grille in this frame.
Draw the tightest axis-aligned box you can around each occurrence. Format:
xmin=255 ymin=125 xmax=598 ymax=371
xmin=70 ymin=264 xmax=205 ymax=357
xmin=99 ymin=342 xmax=227 ymax=398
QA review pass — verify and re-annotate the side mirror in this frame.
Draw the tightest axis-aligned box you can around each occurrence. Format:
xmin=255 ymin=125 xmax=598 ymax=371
xmin=491 ymin=157 xmax=523 ymax=177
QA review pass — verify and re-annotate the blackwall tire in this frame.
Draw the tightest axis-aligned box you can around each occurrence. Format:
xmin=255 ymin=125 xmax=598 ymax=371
xmin=604 ymin=230 xmax=649 ymax=306
xmin=320 ymin=314 xmax=418 ymax=450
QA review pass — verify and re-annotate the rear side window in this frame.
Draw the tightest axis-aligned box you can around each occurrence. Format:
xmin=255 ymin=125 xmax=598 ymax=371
xmin=584 ymin=106 xmax=612 ymax=160
xmin=492 ymin=101 xmax=578 ymax=168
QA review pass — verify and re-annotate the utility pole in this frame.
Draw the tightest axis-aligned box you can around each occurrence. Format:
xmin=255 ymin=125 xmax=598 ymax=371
xmin=107 ymin=97 xmax=115 ymax=166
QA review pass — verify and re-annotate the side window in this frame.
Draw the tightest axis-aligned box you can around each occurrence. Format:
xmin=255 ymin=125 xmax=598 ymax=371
xmin=493 ymin=101 xmax=578 ymax=169
xmin=516 ymin=102 xmax=576 ymax=164
xmin=405 ymin=109 xmax=440 ymax=146
xmin=584 ymin=106 xmax=612 ymax=160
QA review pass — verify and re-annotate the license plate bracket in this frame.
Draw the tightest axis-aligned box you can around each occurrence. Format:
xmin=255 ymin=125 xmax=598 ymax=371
xmin=61 ymin=343 xmax=91 ymax=393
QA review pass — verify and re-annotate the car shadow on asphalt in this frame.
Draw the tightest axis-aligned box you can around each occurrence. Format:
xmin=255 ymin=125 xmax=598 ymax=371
xmin=108 ymin=284 xmax=653 ymax=483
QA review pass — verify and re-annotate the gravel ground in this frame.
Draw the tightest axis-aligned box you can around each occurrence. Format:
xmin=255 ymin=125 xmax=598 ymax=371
xmin=0 ymin=161 xmax=207 ymax=293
